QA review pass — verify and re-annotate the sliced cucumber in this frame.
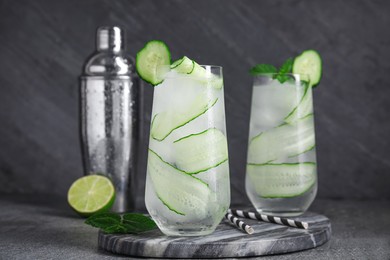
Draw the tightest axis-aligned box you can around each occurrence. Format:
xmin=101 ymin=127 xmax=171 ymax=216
xmin=248 ymin=114 xmax=315 ymax=164
xmin=171 ymin=56 xmax=195 ymax=74
xmin=247 ymin=162 xmax=316 ymax=198
xmin=191 ymin=62 xmax=223 ymax=89
xmin=205 ymin=75 xmax=223 ymax=90
xmin=151 ymin=92 xmax=218 ymax=141
xmin=250 ymin=81 xmax=306 ymax=128
xmin=136 ymin=40 xmax=171 ymax=86
xmin=292 ymin=50 xmax=322 ymax=88
xmin=171 ymin=57 xmax=185 ymax=69
xmin=148 ymin=149 xmax=211 ymax=216
xmin=173 ymin=128 xmax=228 ymax=174
xmin=172 ymin=56 xmax=223 ymax=89
xmin=189 ymin=61 xmax=208 ymax=78
xmin=288 ymin=145 xmax=315 ymax=158
xmin=284 ymin=84 xmax=313 ymax=124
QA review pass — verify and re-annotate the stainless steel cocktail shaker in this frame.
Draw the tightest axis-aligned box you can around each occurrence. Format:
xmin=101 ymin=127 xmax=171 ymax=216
xmin=80 ymin=26 xmax=139 ymax=212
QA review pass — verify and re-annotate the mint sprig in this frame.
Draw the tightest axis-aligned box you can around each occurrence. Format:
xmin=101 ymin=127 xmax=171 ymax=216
xmin=250 ymin=57 xmax=293 ymax=84
xmin=249 ymin=64 xmax=277 ymax=75
xmin=85 ymin=212 xmax=157 ymax=234
xmin=274 ymin=58 xmax=293 ymax=83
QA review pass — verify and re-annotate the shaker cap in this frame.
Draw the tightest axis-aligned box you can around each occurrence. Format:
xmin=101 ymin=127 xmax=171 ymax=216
xmin=82 ymin=26 xmax=134 ymax=76
xmin=96 ymin=26 xmax=124 ymax=52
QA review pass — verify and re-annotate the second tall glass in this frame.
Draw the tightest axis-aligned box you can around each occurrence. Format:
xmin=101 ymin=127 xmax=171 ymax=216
xmin=145 ymin=66 xmax=230 ymax=236
xmin=246 ymin=74 xmax=317 ymax=217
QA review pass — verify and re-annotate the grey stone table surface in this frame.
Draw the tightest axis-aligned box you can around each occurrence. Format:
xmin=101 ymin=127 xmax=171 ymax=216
xmin=0 ymin=194 xmax=389 ymax=260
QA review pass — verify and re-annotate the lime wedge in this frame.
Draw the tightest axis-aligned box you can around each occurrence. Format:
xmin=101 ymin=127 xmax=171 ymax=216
xmin=67 ymin=175 xmax=115 ymax=217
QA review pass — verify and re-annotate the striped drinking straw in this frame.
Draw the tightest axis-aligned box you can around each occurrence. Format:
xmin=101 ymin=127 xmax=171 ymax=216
xmin=228 ymin=209 xmax=309 ymax=229
xmin=224 ymin=213 xmax=254 ymax=234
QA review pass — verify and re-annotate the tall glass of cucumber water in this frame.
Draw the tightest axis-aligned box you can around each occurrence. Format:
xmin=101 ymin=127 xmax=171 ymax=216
xmin=136 ymin=41 xmax=230 ymax=236
xmin=246 ymin=50 xmax=322 ymax=216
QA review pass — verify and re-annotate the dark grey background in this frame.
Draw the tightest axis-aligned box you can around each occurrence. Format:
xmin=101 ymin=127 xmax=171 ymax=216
xmin=1 ymin=0 xmax=389 ymax=207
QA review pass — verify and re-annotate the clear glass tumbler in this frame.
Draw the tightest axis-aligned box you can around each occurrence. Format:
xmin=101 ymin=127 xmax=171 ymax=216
xmin=145 ymin=66 xmax=230 ymax=236
xmin=246 ymin=74 xmax=317 ymax=217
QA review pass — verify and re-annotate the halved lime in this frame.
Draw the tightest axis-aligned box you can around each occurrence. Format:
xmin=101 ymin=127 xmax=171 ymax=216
xmin=67 ymin=175 xmax=115 ymax=217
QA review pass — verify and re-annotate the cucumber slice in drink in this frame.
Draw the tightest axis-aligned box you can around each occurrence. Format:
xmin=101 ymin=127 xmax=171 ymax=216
xmin=191 ymin=62 xmax=223 ymax=89
xmin=171 ymin=56 xmax=195 ymax=73
xmin=247 ymin=162 xmax=316 ymax=198
xmin=170 ymin=57 xmax=185 ymax=69
xmin=292 ymin=50 xmax=322 ymax=87
xmin=148 ymin=149 xmax=211 ymax=216
xmin=172 ymin=56 xmax=223 ymax=89
xmin=173 ymin=128 xmax=228 ymax=174
xmin=248 ymin=114 xmax=315 ymax=164
xmin=151 ymin=92 xmax=218 ymax=141
xmin=284 ymin=84 xmax=313 ymax=124
xmin=136 ymin=40 xmax=171 ymax=86
xmin=251 ymin=80 xmax=306 ymax=128
xmin=288 ymin=145 xmax=315 ymax=158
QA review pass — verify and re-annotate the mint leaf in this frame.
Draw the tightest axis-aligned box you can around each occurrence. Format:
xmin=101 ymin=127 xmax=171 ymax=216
xmin=250 ymin=58 xmax=294 ymax=84
xmin=85 ymin=213 xmax=127 ymax=234
xmin=103 ymin=224 xmax=128 ymax=234
xmin=123 ymin=213 xmax=157 ymax=232
xmin=275 ymin=74 xmax=291 ymax=83
xmin=272 ymin=58 xmax=293 ymax=84
xmin=85 ymin=212 xmax=121 ymax=228
xmin=85 ymin=212 xmax=157 ymax=234
xmin=249 ymin=64 xmax=277 ymax=75
xmin=279 ymin=58 xmax=293 ymax=74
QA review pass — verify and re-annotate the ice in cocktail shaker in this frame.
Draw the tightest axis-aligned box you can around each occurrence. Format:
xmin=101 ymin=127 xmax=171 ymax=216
xmin=80 ymin=26 xmax=140 ymax=212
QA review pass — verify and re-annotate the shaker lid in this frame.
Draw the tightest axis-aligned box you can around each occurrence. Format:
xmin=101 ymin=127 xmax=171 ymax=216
xmin=82 ymin=26 xmax=135 ymax=76
xmin=96 ymin=26 xmax=124 ymax=53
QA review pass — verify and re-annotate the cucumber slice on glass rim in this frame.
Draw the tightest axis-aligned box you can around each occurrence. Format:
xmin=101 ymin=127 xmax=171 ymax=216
xmin=136 ymin=40 xmax=171 ymax=86
xmin=292 ymin=50 xmax=322 ymax=87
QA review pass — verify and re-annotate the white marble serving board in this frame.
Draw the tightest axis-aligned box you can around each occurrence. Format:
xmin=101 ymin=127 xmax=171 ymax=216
xmin=98 ymin=211 xmax=331 ymax=258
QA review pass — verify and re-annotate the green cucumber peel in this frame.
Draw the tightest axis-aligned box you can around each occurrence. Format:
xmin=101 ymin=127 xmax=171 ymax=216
xmin=171 ymin=57 xmax=185 ymax=69
xmin=283 ymin=84 xmax=311 ymax=122
xmin=171 ymin=56 xmax=195 ymax=74
xmin=148 ymin=149 xmax=211 ymax=216
xmin=157 ymin=194 xmax=185 ymax=216
xmin=250 ymin=112 xmax=314 ymax=142
xmin=151 ymin=97 xmax=218 ymax=141
xmin=173 ymin=127 xmax=216 ymax=143
xmin=148 ymin=149 xmax=208 ymax=186
xmin=284 ymin=79 xmax=314 ymax=124
xmin=173 ymin=128 xmax=229 ymax=174
xmin=248 ymin=114 xmax=315 ymax=164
